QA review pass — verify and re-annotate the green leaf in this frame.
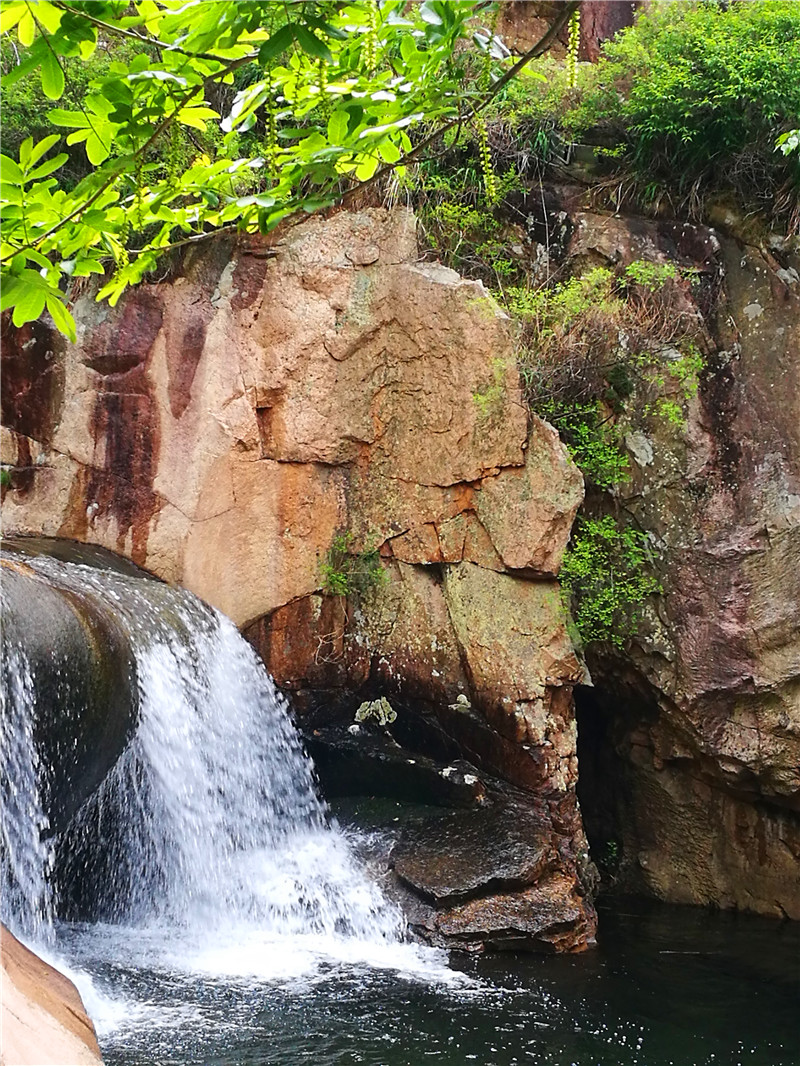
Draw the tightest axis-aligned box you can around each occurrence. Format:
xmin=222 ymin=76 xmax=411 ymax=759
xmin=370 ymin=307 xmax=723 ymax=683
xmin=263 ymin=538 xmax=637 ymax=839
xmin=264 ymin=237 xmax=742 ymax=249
xmin=26 ymin=134 xmax=61 ymax=168
xmin=327 ymin=109 xmax=349 ymax=144
xmin=400 ymin=35 xmax=419 ymax=63
xmin=46 ymin=294 xmax=76 ymax=342
xmin=20 ymin=249 xmax=52 ymax=271
xmin=11 ymin=283 xmax=47 ymax=327
xmin=294 ymin=25 xmax=333 ymax=63
xmin=17 ymin=8 xmax=35 ymax=46
xmin=0 ymin=2 xmax=26 ymax=34
xmin=355 ymin=155 xmax=380 ymax=181
xmin=0 ymin=183 xmax=23 ymax=204
xmin=71 ymin=258 xmax=105 ymax=277
xmin=258 ymin=24 xmax=295 ymax=64
xmin=1 ymin=41 xmax=46 ymax=88
xmin=35 ymin=1 xmax=64 ymax=34
xmin=40 ymin=51 xmax=65 ymax=100
xmin=85 ymin=132 xmax=112 ymax=166
xmin=26 ymin=153 xmax=68 ymax=182
xmin=1 ymin=156 xmax=24 ymax=184
xmin=177 ymin=106 xmax=220 ymax=131
xmin=47 ymin=108 xmax=90 ymax=128
xmin=0 ymin=276 xmax=24 ymax=312
xmin=378 ymin=140 xmax=402 ymax=164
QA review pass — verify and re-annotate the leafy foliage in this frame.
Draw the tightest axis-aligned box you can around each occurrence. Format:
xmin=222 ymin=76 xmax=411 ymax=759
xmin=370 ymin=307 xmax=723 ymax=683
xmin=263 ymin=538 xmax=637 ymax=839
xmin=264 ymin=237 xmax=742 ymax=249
xmin=560 ymin=515 xmax=661 ymax=647
xmin=510 ymin=261 xmax=702 ymax=448
xmin=2 ymin=0 xmax=575 ymax=337
xmin=594 ymin=1 xmax=800 ymax=181
xmin=506 ymin=262 xmax=704 ymax=646
xmin=321 ymin=532 xmax=387 ymax=597
xmin=501 ymin=0 xmax=800 ymax=221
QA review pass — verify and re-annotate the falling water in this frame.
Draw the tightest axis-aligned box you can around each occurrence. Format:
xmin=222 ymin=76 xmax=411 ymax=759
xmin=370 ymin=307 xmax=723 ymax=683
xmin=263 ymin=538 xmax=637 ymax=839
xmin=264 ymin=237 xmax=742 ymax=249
xmin=3 ymin=547 xmax=799 ymax=1066
xmin=0 ymin=548 xmax=414 ymax=992
xmin=0 ymin=645 xmax=54 ymax=943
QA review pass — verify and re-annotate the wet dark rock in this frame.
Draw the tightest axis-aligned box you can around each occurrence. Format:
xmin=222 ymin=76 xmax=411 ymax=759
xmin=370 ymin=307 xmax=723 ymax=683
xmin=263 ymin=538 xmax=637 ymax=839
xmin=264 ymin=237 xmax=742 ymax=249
xmin=322 ymin=740 xmax=595 ymax=954
xmin=391 ymin=803 xmax=552 ymax=902
xmin=2 ymin=535 xmax=152 ymax=580
xmin=382 ymin=792 xmax=594 ymax=952
xmin=304 ymin=723 xmax=487 ymax=808
xmin=432 ymin=874 xmax=592 ymax=953
xmin=1 ymin=547 xmax=140 ymax=834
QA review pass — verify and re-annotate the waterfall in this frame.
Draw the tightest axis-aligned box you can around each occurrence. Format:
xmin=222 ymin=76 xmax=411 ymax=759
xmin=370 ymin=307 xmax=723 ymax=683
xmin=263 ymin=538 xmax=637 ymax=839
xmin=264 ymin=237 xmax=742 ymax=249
xmin=0 ymin=547 xmax=405 ymax=974
xmin=0 ymin=644 xmax=54 ymax=942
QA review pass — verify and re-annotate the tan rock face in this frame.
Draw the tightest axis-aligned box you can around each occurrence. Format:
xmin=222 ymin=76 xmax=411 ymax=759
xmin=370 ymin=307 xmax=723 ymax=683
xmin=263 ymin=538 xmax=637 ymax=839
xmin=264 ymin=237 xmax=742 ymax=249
xmin=2 ymin=209 xmax=579 ymax=614
xmin=1 ymin=924 xmax=103 ymax=1066
xmin=1 ymin=207 xmax=592 ymax=950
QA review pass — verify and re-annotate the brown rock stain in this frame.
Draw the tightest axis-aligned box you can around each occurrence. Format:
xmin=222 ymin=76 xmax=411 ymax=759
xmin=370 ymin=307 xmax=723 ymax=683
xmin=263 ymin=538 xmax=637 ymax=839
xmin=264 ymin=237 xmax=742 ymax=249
xmin=231 ymin=252 xmax=270 ymax=311
xmin=166 ymin=317 xmax=208 ymax=420
xmin=62 ymin=290 xmax=163 ymax=565
xmin=1 ymin=311 xmax=64 ymax=445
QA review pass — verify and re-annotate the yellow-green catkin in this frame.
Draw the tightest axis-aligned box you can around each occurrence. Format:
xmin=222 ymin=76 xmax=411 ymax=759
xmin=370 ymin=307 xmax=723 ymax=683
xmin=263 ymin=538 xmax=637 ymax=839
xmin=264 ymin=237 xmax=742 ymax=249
xmin=264 ymin=76 xmax=278 ymax=178
xmin=477 ymin=116 xmax=497 ymax=204
xmin=364 ymin=0 xmax=378 ymax=75
xmin=317 ymin=58 xmax=330 ymax=117
xmin=567 ymin=7 xmax=581 ymax=89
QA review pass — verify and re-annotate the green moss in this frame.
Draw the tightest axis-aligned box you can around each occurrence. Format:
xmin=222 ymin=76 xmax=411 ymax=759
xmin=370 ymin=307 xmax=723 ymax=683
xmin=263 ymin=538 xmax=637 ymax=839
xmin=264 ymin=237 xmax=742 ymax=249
xmin=473 ymin=358 xmax=508 ymax=421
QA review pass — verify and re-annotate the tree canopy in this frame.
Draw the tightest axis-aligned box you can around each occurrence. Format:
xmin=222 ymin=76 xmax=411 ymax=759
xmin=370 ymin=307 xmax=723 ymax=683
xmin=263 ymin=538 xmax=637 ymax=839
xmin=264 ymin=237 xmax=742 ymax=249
xmin=0 ymin=0 xmax=576 ymax=340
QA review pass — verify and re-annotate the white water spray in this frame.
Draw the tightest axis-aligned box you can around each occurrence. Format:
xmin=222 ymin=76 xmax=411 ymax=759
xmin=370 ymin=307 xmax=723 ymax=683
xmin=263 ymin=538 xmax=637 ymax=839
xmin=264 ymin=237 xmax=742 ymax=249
xmin=0 ymin=645 xmax=54 ymax=943
xmin=1 ymin=551 xmax=422 ymax=989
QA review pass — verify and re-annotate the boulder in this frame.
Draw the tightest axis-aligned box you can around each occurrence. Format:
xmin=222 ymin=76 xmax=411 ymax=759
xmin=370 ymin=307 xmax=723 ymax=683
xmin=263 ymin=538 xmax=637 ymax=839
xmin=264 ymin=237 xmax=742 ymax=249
xmin=0 ymin=924 xmax=103 ymax=1066
xmin=1 ymin=550 xmax=138 ymax=835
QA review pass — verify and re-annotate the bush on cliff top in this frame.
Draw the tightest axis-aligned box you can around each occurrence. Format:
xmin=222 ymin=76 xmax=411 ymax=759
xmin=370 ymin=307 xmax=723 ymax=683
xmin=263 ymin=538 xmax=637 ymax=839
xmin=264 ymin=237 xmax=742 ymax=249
xmin=521 ymin=0 xmax=800 ymax=221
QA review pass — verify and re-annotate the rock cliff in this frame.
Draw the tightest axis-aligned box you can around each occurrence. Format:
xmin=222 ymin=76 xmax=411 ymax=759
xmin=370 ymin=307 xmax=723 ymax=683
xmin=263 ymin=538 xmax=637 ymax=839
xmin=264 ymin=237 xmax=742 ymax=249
xmin=4 ymin=197 xmax=797 ymax=926
xmin=1 ymin=207 xmax=594 ymax=950
xmin=545 ymin=195 xmax=800 ymax=919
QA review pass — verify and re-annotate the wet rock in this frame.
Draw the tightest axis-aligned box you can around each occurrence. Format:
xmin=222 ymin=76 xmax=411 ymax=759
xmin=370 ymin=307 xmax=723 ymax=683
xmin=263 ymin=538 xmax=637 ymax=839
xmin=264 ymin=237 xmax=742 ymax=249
xmin=432 ymin=874 xmax=593 ymax=953
xmin=1 ymin=552 xmax=138 ymax=834
xmin=305 ymin=723 xmax=487 ymax=808
xmin=391 ymin=804 xmax=552 ymax=902
xmin=383 ymin=791 xmax=595 ymax=953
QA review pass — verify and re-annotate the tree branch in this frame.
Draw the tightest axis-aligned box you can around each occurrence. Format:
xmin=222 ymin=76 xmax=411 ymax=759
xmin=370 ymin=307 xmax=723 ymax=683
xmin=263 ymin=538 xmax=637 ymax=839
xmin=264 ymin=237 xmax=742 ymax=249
xmin=52 ymin=1 xmax=256 ymax=66
xmin=337 ymin=0 xmax=580 ymax=210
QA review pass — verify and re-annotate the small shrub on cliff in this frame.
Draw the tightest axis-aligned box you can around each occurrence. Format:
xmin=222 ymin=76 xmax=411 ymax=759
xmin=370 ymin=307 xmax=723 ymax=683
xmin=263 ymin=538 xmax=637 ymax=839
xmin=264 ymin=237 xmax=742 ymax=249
xmin=560 ymin=516 xmax=662 ymax=648
xmin=594 ymin=1 xmax=800 ymax=201
xmin=505 ymin=0 xmax=800 ymax=223
xmin=509 ymin=261 xmax=701 ymax=647
xmin=511 ymin=260 xmax=702 ymax=485
xmin=321 ymin=533 xmax=387 ymax=598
